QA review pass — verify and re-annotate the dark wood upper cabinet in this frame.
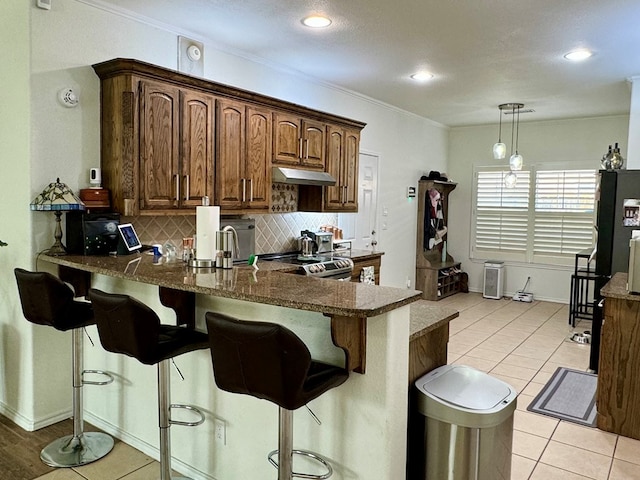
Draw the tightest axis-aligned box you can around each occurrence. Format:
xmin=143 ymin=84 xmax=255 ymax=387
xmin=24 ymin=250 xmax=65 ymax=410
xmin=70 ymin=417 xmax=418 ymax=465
xmin=273 ymin=113 xmax=326 ymax=169
xmin=93 ymin=58 xmax=365 ymax=215
xmin=216 ymin=99 xmax=270 ymax=211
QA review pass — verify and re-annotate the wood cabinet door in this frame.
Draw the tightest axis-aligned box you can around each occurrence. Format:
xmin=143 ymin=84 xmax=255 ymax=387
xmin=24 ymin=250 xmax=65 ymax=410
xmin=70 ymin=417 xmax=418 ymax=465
xmin=324 ymin=126 xmax=344 ymax=209
xmin=302 ymin=119 xmax=326 ymax=169
xmin=139 ymin=80 xmax=180 ymax=209
xmin=342 ymin=129 xmax=360 ymax=210
xmin=216 ymin=99 xmax=245 ymax=208
xmin=273 ymin=112 xmax=301 ymax=165
xmin=245 ymin=106 xmax=272 ymax=209
xmin=181 ymin=89 xmax=214 ymax=208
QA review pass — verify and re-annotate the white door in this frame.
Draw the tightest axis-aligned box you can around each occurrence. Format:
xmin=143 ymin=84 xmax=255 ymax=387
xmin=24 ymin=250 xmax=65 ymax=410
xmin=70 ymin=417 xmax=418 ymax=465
xmin=351 ymin=153 xmax=379 ymax=249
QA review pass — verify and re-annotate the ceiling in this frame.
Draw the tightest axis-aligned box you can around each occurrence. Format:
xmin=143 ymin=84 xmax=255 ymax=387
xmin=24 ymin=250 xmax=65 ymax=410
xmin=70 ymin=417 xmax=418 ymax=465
xmin=85 ymin=0 xmax=640 ymax=127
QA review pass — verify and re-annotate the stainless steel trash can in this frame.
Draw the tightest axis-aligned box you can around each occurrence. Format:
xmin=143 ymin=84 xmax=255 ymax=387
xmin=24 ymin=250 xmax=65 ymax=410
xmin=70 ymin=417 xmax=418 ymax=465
xmin=415 ymin=364 xmax=517 ymax=480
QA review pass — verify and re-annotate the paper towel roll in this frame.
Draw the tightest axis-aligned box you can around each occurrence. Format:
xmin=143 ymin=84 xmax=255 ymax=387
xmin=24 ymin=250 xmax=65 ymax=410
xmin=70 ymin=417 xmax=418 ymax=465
xmin=196 ymin=206 xmax=220 ymax=261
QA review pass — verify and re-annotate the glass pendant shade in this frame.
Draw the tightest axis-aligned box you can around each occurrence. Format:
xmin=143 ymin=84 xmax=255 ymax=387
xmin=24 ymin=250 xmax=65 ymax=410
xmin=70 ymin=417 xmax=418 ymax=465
xmin=504 ymin=171 xmax=517 ymax=188
xmin=493 ymin=142 xmax=507 ymax=160
xmin=510 ymin=153 xmax=523 ymax=171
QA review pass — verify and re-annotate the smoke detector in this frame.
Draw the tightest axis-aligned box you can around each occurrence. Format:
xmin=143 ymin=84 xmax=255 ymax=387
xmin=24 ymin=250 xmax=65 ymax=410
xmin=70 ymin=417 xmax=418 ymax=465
xmin=58 ymin=88 xmax=79 ymax=108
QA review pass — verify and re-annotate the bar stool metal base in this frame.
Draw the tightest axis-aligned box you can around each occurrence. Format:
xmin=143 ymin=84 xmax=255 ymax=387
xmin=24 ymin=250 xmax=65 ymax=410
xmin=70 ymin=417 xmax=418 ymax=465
xmin=268 ymin=449 xmax=333 ymax=480
xmin=40 ymin=432 xmax=114 ymax=468
xmin=267 ymin=407 xmax=333 ymax=480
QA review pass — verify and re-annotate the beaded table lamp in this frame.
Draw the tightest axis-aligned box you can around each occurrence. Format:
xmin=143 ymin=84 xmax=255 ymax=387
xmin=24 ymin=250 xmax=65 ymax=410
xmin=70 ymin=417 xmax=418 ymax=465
xmin=30 ymin=178 xmax=85 ymax=255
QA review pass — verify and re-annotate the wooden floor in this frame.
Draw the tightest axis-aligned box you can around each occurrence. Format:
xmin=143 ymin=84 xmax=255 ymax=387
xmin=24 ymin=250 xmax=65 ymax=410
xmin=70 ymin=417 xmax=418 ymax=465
xmin=0 ymin=416 xmax=82 ymax=480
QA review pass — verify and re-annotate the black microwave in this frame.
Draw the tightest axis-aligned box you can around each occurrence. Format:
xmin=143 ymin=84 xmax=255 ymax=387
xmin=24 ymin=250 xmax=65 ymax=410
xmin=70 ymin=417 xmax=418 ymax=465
xmin=66 ymin=212 xmax=120 ymax=255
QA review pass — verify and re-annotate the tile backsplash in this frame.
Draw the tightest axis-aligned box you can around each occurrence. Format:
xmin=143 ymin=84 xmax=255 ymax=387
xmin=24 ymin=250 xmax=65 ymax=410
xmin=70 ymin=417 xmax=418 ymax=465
xmin=128 ymin=211 xmax=338 ymax=254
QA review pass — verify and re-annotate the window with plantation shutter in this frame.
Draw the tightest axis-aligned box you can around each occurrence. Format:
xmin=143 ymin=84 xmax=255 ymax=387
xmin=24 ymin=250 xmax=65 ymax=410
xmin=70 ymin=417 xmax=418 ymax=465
xmin=474 ymin=170 xmax=530 ymax=257
xmin=533 ymin=170 xmax=596 ymax=258
xmin=472 ymin=165 xmax=596 ymax=266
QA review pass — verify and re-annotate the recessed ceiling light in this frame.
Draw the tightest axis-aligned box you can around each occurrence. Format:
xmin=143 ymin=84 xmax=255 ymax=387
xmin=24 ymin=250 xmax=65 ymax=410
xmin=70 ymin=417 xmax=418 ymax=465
xmin=302 ymin=15 xmax=332 ymax=28
xmin=564 ymin=49 xmax=593 ymax=61
xmin=410 ymin=71 xmax=434 ymax=82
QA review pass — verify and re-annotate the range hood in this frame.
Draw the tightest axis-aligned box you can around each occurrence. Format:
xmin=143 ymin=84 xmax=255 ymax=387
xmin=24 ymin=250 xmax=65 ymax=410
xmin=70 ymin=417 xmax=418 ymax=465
xmin=272 ymin=167 xmax=337 ymax=186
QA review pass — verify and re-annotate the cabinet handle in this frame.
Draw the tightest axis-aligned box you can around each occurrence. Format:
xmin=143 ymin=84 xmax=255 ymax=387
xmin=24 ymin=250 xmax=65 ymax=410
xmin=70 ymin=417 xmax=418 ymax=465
xmin=184 ymin=175 xmax=190 ymax=201
xmin=241 ymin=178 xmax=246 ymax=202
xmin=174 ymin=174 xmax=180 ymax=202
xmin=304 ymin=139 xmax=309 ymax=159
xmin=298 ymin=138 xmax=303 ymax=159
xmin=249 ymin=178 xmax=253 ymax=202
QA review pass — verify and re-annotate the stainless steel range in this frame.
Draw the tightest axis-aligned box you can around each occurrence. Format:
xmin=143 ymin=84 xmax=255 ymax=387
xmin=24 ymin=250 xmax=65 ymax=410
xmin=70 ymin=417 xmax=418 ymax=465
xmin=260 ymin=252 xmax=354 ymax=280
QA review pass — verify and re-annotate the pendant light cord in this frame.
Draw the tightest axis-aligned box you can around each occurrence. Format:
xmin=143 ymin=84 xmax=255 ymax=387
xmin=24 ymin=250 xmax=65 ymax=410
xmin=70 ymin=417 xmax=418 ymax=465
xmin=515 ymin=106 xmax=520 ymax=154
xmin=510 ymin=105 xmax=516 ymax=156
xmin=498 ymin=108 xmax=503 ymax=142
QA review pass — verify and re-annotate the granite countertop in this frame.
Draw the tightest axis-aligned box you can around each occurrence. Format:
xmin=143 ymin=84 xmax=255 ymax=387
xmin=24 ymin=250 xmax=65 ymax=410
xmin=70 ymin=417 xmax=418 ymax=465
xmin=42 ymin=253 xmax=420 ymax=318
xmin=333 ymin=249 xmax=384 ymax=261
xmin=409 ymin=300 xmax=459 ymax=341
xmin=601 ymin=272 xmax=640 ymax=301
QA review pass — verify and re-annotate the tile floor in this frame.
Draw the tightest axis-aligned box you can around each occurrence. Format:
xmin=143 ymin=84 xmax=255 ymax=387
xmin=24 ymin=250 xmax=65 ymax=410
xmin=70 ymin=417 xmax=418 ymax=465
xmin=31 ymin=293 xmax=640 ymax=480
xmin=440 ymin=292 xmax=640 ymax=480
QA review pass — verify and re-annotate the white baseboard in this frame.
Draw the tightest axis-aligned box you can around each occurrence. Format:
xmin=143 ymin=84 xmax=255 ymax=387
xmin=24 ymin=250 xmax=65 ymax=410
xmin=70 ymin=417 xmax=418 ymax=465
xmin=0 ymin=401 xmax=71 ymax=432
xmin=83 ymin=411 xmax=214 ymax=480
xmin=468 ymin=287 xmax=569 ymax=305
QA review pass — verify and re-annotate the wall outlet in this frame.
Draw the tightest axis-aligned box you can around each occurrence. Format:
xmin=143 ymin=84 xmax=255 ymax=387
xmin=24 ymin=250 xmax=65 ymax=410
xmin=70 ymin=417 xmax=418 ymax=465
xmin=214 ymin=419 xmax=226 ymax=445
xmin=406 ymin=277 xmax=411 ymax=289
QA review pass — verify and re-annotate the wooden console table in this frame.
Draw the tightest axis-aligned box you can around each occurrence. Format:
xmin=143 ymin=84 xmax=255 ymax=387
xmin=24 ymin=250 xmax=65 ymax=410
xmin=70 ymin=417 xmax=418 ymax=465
xmin=597 ymin=273 xmax=640 ymax=439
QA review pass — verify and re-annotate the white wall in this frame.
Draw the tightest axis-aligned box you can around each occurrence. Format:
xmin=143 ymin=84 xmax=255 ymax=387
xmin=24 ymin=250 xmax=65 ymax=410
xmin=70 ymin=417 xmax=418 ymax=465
xmin=627 ymin=77 xmax=640 ymax=168
xmin=0 ymin=0 xmax=44 ymax=428
xmin=447 ymin=115 xmax=629 ymax=303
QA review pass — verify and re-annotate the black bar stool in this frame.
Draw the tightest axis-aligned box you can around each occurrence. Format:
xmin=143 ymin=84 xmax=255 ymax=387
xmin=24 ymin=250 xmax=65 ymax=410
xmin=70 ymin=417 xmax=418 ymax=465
xmin=13 ymin=268 xmax=115 ymax=467
xmin=205 ymin=312 xmax=349 ymax=480
xmin=89 ymin=288 xmax=209 ymax=480
xmin=569 ymin=248 xmax=597 ymax=328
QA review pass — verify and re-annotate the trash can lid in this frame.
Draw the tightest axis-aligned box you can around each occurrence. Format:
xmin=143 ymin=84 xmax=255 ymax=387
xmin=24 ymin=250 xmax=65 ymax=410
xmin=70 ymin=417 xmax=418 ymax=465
xmin=418 ymin=365 xmax=512 ymax=410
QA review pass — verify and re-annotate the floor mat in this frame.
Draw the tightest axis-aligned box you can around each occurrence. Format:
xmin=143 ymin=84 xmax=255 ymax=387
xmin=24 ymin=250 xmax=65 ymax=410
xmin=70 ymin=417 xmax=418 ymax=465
xmin=527 ymin=366 xmax=597 ymax=427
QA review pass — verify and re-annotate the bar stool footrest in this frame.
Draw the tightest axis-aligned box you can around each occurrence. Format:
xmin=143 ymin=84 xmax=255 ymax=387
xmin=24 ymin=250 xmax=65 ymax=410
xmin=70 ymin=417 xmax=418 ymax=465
xmin=40 ymin=432 xmax=114 ymax=468
xmin=268 ymin=449 xmax=333 ymax=479
xmin=82 ymin=369 xmax=115 ymax=386
xmin=169 ymin=403 xmax=205 ymax=426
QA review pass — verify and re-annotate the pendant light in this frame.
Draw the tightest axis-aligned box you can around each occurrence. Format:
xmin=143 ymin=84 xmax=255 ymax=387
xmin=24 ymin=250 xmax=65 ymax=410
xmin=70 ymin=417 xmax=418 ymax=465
xmin=504 ymin=171 xmax=518 ymax=189
xmin=509 ymin=104 xmax=524 ymax=171
xmin=493 ymin=107 xmax=506 ymax=160
xmin=493 ymin=103 xmax=524 ymax=187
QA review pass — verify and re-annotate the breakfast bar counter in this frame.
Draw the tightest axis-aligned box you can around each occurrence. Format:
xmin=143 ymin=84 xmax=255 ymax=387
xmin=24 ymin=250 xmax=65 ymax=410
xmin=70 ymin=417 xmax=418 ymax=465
xmin=42 ymin=253 xmax=421 ymax=377
xmin=42 ymin=253 xmax=419 ymax=318
xmin=38 ymin=253 xmax=443 ymax=480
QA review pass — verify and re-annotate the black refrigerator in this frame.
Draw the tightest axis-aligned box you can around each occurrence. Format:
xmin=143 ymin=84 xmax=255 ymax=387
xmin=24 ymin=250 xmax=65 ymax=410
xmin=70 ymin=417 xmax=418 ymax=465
xmin=590 ymin=169 xmax=640 ymax=371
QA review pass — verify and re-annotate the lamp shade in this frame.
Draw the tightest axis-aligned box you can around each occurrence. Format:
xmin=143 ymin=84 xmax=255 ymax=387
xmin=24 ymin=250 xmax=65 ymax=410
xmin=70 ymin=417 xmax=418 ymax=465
xmin=504 ymin=171 xmax=517 ymax=188
xmin=30 ymin=178 xmax=85 ymax=211
xmin=509 ymin=153 xmax=523 ymax=171
xmin=493 ymin=142 xmax=507 ymax=160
